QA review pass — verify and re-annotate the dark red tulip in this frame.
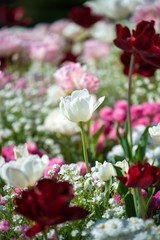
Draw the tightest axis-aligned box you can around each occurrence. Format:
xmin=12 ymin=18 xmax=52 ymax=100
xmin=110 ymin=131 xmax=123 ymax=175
xmin=117 ymin=161 xmax=160 ymax=188
xmin=69 ymin=6 xmax=103 ymax=28
xmin=15 ymin=178 xmax=89 ymax=237
xmin=0 ymin=4 xmax=32 ymax=27
xmin=114 ymin=21 xmax=156 ymax=54
xmin=121 ymin=52 xmax=157 ymax=77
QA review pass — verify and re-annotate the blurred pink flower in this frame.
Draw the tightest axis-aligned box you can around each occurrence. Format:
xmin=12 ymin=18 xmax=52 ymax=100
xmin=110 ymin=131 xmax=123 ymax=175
xmin=49 ymin=19 xmax=71 ymax=35
xmin=109 ymin=126 xmax=123 ymax=141
xmin=82 ymin=39 xmax=110 ymax=62
xmin=91 ymin=119 xmax=102 ymax=135
xmin=77 ymin=161 xmax=91 ymax=175
xmin=0 ymin=220 xmax=10 ymax=231
xmin=153 ymin=113 xmax=160 ymax=124
xmin=114 ymin=100 xmax=128 ymax=111
xmin=54 ymin=62 xmax=100 ymax=92
xmin=44 ymin=158 xmax=66 ymax=177
xmin=113 ymin=108 xmax=127 ymax=123
xmin=30 ymin=34 xmax=65 ymax=63
xmin=142 ymin=102 xmax=158 ymax=116
xmin=132 ymin=1 xmax=160 ymax=31
xmin=97 ymin=133 xmax=106 ymax=151
xmin=99 ymin=107 xmax=113 ymax=123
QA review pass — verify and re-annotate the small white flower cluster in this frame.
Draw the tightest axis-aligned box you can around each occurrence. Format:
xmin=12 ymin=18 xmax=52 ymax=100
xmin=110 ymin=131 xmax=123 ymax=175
xmin=91 ymin=218 xmax=160 ymax=240
xmin=102 ymin=198 xmax=125 ymax=219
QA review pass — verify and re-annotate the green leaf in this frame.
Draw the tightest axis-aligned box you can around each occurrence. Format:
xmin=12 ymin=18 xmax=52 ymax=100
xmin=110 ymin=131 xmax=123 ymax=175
xmin=134 ymin=126 xmax=150 ymax=163
xmin=115 ymin=121 xmax=132 ymax=160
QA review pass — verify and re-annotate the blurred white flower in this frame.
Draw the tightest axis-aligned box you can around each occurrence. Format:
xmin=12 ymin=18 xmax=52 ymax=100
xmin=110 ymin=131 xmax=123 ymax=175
xmin=115 ymin=160 xmax=129 ymax=173
xmin=149 ymin=124 xmax=160 ymax=144
xmin=95 ymin=161 xmax=116 ymax=181
xmin=0 ymin=154 xmax=49 ymax=188
xmin=44 ymin=108 xmax=79 ymax=135
xmin=46 ymin=84 xmax=66 ymax=105
xmin=60 ymin=89 xmax=105 ymax=123
xmin=13 ymin=144 xmax=29 ymax=160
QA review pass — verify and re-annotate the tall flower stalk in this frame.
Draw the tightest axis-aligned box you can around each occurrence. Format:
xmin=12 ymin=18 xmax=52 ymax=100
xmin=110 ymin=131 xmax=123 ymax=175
xmin=127 ymin=52 xmax=135 ymax=149
xmin=79 ymin=122 xmax=90 ymax=173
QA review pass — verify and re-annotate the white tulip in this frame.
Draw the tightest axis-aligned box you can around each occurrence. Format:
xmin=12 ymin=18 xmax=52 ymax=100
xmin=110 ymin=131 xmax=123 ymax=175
xmin=0 ymin=155 xmax=49 ymax=188
xmin=95 ymin=161 xmax=116 ymax=181
xmin=149 ymin=124 xmax=160 ymax=144
xmin=115 ymin=160 xmax=129 ymax=173
xmin=13 ymin=144 xmax=29 ymax=160
xmin=60 ymin=89 xmax=105 ymax=123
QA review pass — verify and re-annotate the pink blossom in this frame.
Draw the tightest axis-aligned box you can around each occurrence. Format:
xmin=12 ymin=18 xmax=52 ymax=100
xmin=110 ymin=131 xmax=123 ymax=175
xmin=54 ymin=62 xmax=85 ymax=92
xmin=77 ymin=161 xmax=91 ymax=175
xmin=114 ymin=192 xmax=123 ymax=205
xmin=44 ymin=158 xmax=66 ymax=177
xmin=74 ymin=72 xmax=100 ymax=92
xmin=91 ymin=119 xmax=102 ymax=135
xmin=49 ymin=19 xmax=71 ymax=35
xmin=82 ymin=39 xmax=110 ymax=62
xmin=0 ymin=220 xmax=10 ymax=231
xmin=142 ymin=102 xmax=158 ymax=117
xmin=14 ymin=78 xmax=25 ymax=90
xmin=131 ymin=105 xmax=143 ymax=121
xmin=0 ymin=30 xmax=22 ymax=57
xmin=133 ymin=117 xmax=151 ymax=127
xmin=132 ymin=1 xmax=160 ymax=31
xmin=2 ymin=146 xmax=15 ymax=162
xmin=96 ymin=133 xmax=106 ymax=151
xmin=113 ymin=108 xmax=127 ymax=123
xmin=30 ymin=34 xmax=65 ymax=63
xmin=109 ymin=126 xmax=123 ymax=141
xmin=153 ymin=113 xmax=160 ymax=124
xmin=114 ymin=100 xmax=128 ymax=111
xmin=99 ymin=107 xmax=113 ymax=122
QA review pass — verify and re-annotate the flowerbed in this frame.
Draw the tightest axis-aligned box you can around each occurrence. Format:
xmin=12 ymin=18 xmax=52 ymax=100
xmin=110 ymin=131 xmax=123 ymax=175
xmin=1 ymin=0 xmax=160 ymax=239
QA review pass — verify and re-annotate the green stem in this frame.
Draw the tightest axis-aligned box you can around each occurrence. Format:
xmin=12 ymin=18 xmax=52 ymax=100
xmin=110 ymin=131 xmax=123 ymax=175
xmin=54 ymin=226 xmax=60 ymax=240
xmin=127 ymin=52 xmax=135 ymax=150
xmin=137 ymin=188 xmax=145 ymax=219
xmin=133 ymin=188 xmax=138 ymax=216
xmin=43 ymin=230 xmax=48 ymax=240
xmin=79 ymin=122 xmax=90 ymax=173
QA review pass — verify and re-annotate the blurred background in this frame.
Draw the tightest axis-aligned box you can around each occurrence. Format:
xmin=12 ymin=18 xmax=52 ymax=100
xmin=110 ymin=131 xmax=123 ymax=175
xmin=0 ymin=0 xmax=86 ymax=26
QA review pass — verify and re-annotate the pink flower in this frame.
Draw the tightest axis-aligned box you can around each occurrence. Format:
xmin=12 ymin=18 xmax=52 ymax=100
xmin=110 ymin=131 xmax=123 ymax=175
xmin=91 ymin=119 xmax=102 ymax=135
xmin=49 ymin=19 xmax=71 ymax=35
xmin=114 ymin=100 xmax=128 ymax=111
xmin=82 ymin=39 xmax=110 ymax=62
xmin=0 ymin=220 xmax=10 ymax=231
xmin=44 ymin=158 xmax=66 ymax=177
xmin=54 ymin=62 xmax=100 ymax=92
xmin=74 ymin=72 xmax=100 ymax=92
xmin=54 ymin=62 xmax=85 ymax=92
xmin=134 ymin=117 xmax=151 ymax=127
xmin=113 ymin=108 xmax=127 ymax=123
xmin=2 ymin=146 xmax=15 ymax=162
xmin=142 ymin=102 xmax=158 ymax=116
xmin=99 ymin=107 xmax=113 ymax=122
xmin=132 ymin=1 xmax=160 ymax=31
xmin=30 ymin=34 xmax=65 ymax=63
xmin=97 ymin=133 xmax=106 ymax=151
xmin=153 ymin=113 xmax=160 ymax=124
xmin=109 ymin=126 xmax=123 ymax=141
xmin=114 ymin=192 xmax=123 ymax=205
xmin=77 ymin=161 xmax=91 ymax=175
xmin=131 ymin=105 xmax=143 ymax=121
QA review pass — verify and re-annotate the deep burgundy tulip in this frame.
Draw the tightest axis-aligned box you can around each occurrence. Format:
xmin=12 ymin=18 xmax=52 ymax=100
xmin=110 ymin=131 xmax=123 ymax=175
xmin=114 ymin=20 xmax=156 ymax=54
xmin=15 ymin=179 xmax=89 ymax=237
xmin=121 ymin=52 xmax=157 ymax=77
xmin=69 ymin=6 xmax=103 ymax=28
xmin=117 ymin=161 xmax=160 ymax=188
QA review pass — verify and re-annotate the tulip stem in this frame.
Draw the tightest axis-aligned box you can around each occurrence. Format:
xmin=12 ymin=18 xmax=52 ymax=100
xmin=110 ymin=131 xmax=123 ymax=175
xmin=54 ymin=226 xmax=60 ymax=240
xmin=127 ymin=52 xmax=135 ymax=151
xmin=79 ymin=122 xmax=90 ymax=173
xmin=43 ymin=231 xmax=48 ymax=240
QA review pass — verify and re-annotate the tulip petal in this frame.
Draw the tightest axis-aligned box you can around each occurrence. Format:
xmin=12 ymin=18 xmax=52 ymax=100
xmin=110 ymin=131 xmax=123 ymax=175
xmin=71 ymin=89 xmax=89 ymax=100
xmin=6 ymin=167 xmax=29 ymax=188
xmin=93 ymin=96 xmax=105 ymax=112
xmin=25 ymin=223 xmax=42 ymax=237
